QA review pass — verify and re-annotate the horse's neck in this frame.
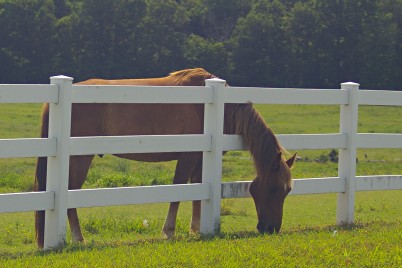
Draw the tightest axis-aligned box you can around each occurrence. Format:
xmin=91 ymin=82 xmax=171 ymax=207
xmin=225 ymin=104 xmax=280 ymax=175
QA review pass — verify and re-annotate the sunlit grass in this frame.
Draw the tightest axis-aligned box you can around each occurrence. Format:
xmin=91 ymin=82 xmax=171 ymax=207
xmin=3 ymin=223 xmax=401 ymax=267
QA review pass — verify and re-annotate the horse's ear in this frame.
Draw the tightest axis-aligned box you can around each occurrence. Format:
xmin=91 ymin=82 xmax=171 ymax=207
xmin=286 ymin=152 xmax=297 ymax=168
xmin=271 ymin=152 xmax=282 ymax=171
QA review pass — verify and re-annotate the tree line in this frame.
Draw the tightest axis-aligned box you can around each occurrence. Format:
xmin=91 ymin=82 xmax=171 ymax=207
xmin=0 ymin=0 xmax=401 ymax=90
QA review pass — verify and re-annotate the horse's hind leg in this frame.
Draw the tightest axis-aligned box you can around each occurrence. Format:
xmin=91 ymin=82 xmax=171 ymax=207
xmin=68 ymin=155 xmax=94 ymax=243
xmin=162 ymin=153 xmax=200 ymax=238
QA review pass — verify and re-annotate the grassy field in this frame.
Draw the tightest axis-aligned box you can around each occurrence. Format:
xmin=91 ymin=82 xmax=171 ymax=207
xmin=0 ymin=103 xmax=401 ymax=267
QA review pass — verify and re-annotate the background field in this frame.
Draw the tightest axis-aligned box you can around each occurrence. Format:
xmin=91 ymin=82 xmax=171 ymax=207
xmin=0 ymin=103 xmax=401 ymax=267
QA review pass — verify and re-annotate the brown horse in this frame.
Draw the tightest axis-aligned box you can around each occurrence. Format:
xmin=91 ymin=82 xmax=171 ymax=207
xmin=34 ymin=68 xmax=296 ymax=248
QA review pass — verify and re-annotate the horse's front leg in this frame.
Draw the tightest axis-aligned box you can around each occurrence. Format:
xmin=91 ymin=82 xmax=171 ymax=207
xmin=67 ymin=208 xmax=84 ymax=242
xmin=162 ymin=153 xmax=200 ymax=238
xmin=190 ymin=163 xmax=202 ymax=234
xmin=68 ymin=155 xmax=94 ymax=243
xmin=163 ymin=201 xmax=180 ymax=239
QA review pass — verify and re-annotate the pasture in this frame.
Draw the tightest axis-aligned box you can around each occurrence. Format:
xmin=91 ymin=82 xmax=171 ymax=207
xmin=0 ymin=103 xmax=401 ymax=267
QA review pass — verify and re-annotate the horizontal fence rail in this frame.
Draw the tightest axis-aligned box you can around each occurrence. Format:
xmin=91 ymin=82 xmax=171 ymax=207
xmin=0 ymin=191 xmax=54 ymax=213
xmin=222 ymin=175 xmax=402 ymax=199
xmin=70 ymin=134 xmax=211 ymax=155
xmin=0 ymin=138 xmax=56 ymax=158
xmin=0 ymin=84 xmax=59 ymax=103
xmin=222 ymin=134 xmax=349 ymax=151
xmin=222 ymin=87 xmax=349 ymax=105
xmin=0 ymin=78 xmax=401 ymax=250
xmin=67 ymin=183 xmax=209 ymax=209
xmin=358 ymin=90 xmax=402 ymax=106
xmin=221 ymin=177 xmax=346 ymax=199
xmin=72 ymin=85 xmax=214 ymax=104
xmin=357 ymin=133 xmax=402 ymax=148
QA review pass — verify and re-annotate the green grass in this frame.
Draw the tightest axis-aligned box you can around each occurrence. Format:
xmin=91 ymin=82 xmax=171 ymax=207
xmin=0 ymin=103 xmax=401 ymax=266
xmin=0 ymin=192 xmax=400 ymax=266
xmin=0 ymin=221 xmax=400 ymax=267
xmin=0 ymin=104 xmax=43 ymax=138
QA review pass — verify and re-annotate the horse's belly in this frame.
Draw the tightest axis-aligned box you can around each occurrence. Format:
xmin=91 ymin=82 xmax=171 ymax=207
xmin=103 ymin=104 xmax=203 ymax=136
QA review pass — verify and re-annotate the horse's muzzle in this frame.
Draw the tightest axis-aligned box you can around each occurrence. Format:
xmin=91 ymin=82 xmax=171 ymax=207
xmin=257 ymin=222 xmax=280 ymax=234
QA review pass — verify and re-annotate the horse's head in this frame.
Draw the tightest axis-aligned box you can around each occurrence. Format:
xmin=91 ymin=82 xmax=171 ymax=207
xmin=249 ymin=152 xmax=296 ymax=234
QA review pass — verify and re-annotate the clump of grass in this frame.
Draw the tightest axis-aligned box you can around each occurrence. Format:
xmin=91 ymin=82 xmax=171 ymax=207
xmin=92 ymin=174 xmax=136 ymax=188
xmin=86 ymin=173 xmax=173 ymax=188
xmin=0 ymin=173 xmax=33 ymax=193
xmin=82 ymin=216 xmax=160 ymax=235
xmin=221 ymin=199 xmax=248 ymax=217
xmin=113 ymin=158 xmax=131 ymax=173
xmin=1 ymin=222 xmax=34 ymax=246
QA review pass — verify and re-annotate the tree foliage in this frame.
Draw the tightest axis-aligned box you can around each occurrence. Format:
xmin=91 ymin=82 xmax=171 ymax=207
xmin=0 ymin=0 xmax=401 ymax=90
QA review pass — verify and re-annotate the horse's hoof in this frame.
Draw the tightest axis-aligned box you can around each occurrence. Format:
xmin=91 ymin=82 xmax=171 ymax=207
xmin=162 ymin=229 xmax=175 ymax=239
xmin=72 ymin=238 xmax=86 ymax=244
xmin=190 ymin=224 xmax=200 ymax=234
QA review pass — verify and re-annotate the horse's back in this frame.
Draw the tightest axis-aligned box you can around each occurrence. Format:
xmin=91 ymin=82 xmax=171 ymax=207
xmin=75 ymin=77 xmax=169 ymax=86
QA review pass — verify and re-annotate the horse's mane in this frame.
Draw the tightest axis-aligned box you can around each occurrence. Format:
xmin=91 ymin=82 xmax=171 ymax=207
xmin=225 ymin=103 xmax=290 ymax=185
xmin=168 ymin=68 xmax=216 ymax=85
xmin=170 ymin=69 xmax=290 ymax=185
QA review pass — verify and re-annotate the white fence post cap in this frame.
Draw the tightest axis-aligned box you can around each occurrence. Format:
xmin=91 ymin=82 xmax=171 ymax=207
xmin=50 ymin=75 xmax=73 ymax=81
xmin=206 ymin=77 xmax=226 ymax=83
xmin=341 ymin=82 xmax=360 ymax=87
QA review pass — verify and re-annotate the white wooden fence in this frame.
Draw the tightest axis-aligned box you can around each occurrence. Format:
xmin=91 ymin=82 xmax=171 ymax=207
xmin=0 ymin=76 xmax=401 ymax=250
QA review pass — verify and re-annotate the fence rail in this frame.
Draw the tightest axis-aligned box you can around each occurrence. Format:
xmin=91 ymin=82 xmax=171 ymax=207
xmin=0 ymin=77 xmax=401 ymax=249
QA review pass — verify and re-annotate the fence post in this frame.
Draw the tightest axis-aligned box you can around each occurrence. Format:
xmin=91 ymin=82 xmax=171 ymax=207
xmin=44 ymin=75 xmax=73 ymax=249
xmin=200 ymin=78 xmax=226 ymax=235
xmin=336 ymin=82 xmax=359 ymax=224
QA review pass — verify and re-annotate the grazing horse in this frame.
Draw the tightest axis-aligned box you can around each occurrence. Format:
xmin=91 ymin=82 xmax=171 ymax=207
xmin=34 ymin=68 xmax=296 ymax=248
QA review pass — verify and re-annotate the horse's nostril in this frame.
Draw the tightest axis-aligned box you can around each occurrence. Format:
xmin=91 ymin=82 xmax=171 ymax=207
xmin=257 ymin=221 xmax=282 ymax=234
xmin=257 ymin=223 xmax=275 ymax=234
xmin=266 ymin=226 xmax=275 ymax=234
xmin=257 ymin=223 xmax=281 ymax=234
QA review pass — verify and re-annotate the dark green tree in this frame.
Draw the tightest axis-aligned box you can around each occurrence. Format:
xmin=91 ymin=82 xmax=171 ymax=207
xmin=359 ymin=0 xmax=402 ymax=90
xmin=231 ymin=0 xmax=291 ymax=86
xmin=134 ymin=0 xmax=189 ymax=77
xmin=72 ymin=0 xmax=119 ymax=78
xmin=287 ymin=1 xmax=319 ymax=87
xmin=0 ymin=0 xmax=400 ymax=90
xmin=52 ymin=0 xmax=147 ymax=81
xmin=53 ymin=0 xmax=70 ymax=18
xmin=312 ymin=0 xmax=378 ymax=88
xmin=0 ymin=0 xmax=56 ymax=83
xmin=183 ymin=34 xmax=230 ymax=77
xmin=107 ymin=0 xmax=147 ymax=78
